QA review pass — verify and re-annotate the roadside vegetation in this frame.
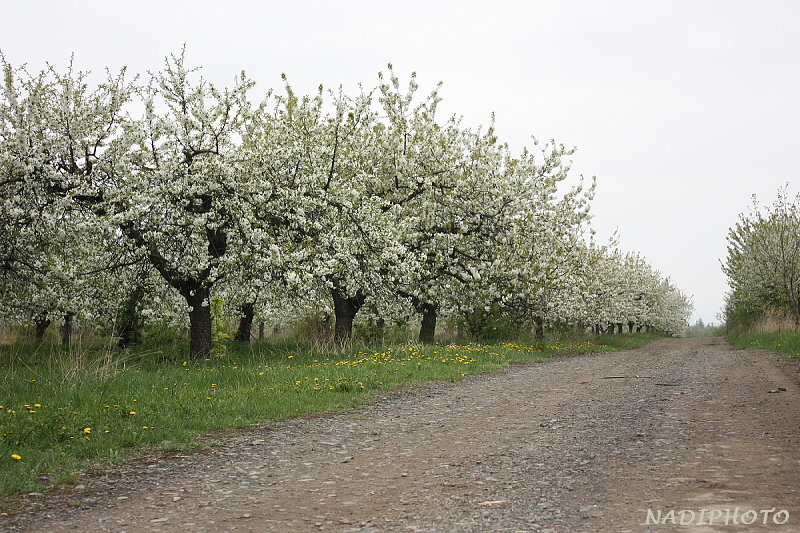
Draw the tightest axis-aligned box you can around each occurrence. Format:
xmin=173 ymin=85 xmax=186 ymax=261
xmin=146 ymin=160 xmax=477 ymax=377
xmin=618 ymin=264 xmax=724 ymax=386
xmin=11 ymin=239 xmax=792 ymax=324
xmin=728 ymin=330 xmax=800 ymax=361
xmin=722 ymin=185 xmax=800 ymax=359
xmin=0 ymin=327 xmax=656 ymax=498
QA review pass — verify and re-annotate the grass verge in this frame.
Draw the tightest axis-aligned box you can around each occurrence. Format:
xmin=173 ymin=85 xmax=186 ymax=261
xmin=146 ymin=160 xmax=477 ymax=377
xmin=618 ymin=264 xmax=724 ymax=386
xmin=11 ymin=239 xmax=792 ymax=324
xmin=728 ymin=330 xmax=800 ymax=361
xmin=0 ymin=333 xmax=655 ymax=498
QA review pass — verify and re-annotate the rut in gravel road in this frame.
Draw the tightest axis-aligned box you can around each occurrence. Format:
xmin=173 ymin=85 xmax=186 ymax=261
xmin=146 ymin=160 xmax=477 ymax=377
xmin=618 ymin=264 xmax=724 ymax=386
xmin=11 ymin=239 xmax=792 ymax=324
xmin=2 ymin=337 xmax=799 ymax=533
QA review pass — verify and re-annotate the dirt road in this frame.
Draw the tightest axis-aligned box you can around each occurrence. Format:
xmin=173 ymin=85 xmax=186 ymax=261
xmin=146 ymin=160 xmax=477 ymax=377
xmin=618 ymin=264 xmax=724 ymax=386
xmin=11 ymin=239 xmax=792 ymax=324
xmin=2 ymin=337 xmax=799 ymax=532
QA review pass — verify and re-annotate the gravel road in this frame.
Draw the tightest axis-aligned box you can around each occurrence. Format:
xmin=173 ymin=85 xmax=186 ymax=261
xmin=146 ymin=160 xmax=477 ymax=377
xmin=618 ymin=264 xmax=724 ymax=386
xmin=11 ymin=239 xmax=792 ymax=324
xmin=2 ymin=337 xmax=799 ymax=532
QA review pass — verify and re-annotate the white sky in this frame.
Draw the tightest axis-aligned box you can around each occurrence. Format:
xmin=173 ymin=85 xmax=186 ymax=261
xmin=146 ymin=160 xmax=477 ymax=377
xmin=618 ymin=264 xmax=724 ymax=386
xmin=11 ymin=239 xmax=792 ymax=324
xmin=3 ymin=0 xmax=799 ymax=325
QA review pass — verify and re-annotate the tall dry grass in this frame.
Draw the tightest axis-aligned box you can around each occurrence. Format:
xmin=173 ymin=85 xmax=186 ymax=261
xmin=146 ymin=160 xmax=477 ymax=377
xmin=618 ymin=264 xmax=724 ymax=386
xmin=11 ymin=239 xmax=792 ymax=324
xmin=749 ymin=309 xmax=800 ymax=333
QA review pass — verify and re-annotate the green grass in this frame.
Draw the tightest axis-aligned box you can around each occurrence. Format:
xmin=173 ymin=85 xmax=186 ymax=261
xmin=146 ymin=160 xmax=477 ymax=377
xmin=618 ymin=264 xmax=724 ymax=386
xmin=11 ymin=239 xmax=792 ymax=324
xmin=728 ymin=330 xmax=800 ymax=360
xmin=0 ymin=333 xmax=654 ymax=498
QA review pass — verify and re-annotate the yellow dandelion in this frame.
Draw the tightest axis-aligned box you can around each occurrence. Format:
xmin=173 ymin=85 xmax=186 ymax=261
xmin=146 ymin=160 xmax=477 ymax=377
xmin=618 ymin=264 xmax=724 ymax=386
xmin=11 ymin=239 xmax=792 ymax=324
xmin=11 ymin=454 xmax=22 ymax=460
xmin=83 ymin=428 xmax=91 ymax=434
xmin=129 ymin=411 xmax=136 ymax=415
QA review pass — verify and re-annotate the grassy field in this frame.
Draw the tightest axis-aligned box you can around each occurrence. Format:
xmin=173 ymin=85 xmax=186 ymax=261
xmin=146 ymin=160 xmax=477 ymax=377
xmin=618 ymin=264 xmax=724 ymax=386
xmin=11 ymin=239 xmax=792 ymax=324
xmin=728 ymin=329 xmax=800 ymax=361
xmin=0 ymin=333 xmax=655 ymax=498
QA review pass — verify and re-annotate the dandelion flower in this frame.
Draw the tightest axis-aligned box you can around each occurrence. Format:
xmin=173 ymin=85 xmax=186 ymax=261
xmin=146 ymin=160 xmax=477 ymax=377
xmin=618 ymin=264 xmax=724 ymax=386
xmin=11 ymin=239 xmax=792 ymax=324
xmin=84 ymin=428 xmax=91 ymax=434
xmin=129 ymin=411 xmax=136 ymax=415
xmin=11 ymin=454 xmax=21 ymax=460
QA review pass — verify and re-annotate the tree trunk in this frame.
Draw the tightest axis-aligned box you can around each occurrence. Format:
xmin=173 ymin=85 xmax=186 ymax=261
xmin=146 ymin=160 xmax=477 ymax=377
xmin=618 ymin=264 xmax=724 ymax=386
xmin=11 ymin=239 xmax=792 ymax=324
xmin=794 ymin=299 xmax=800 ymax=328
xmin=234 ymin=302 xmax=255 ymax=343
xmin=331 ymin=288 xmax=366 ymax=344
xmin=117 ymin=286 xmax=145 ymax=348
xmin=186 ymin=288 xmax=212 ymax=359
xmin=533 ymin=316 xmax=545 ymax=340
xmin=628 ymin=321 xmax=635 ymax=333
xmin=117 ymin=221 xmax=223 ymax=360
xmin=419 ymin=304 xmax=438 ymax=344
xmin=61 ymin=312 xmax=75 ymax=347
xmin=259 ymin=321 xmax=265 ymax=340
xmin=34 ymin=316 xmax=51 ymax=342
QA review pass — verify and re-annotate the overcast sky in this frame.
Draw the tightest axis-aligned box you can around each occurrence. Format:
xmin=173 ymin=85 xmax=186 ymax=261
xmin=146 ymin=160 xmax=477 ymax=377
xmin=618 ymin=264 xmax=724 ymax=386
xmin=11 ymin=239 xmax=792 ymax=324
xmin=3 ymin=0 xmax=799 ymax=325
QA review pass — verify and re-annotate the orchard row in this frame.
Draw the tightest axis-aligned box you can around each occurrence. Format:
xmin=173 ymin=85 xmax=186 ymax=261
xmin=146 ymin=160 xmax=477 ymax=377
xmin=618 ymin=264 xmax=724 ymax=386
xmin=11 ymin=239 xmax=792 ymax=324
xmin=0 ymin=51 xmax=692 ymax=356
